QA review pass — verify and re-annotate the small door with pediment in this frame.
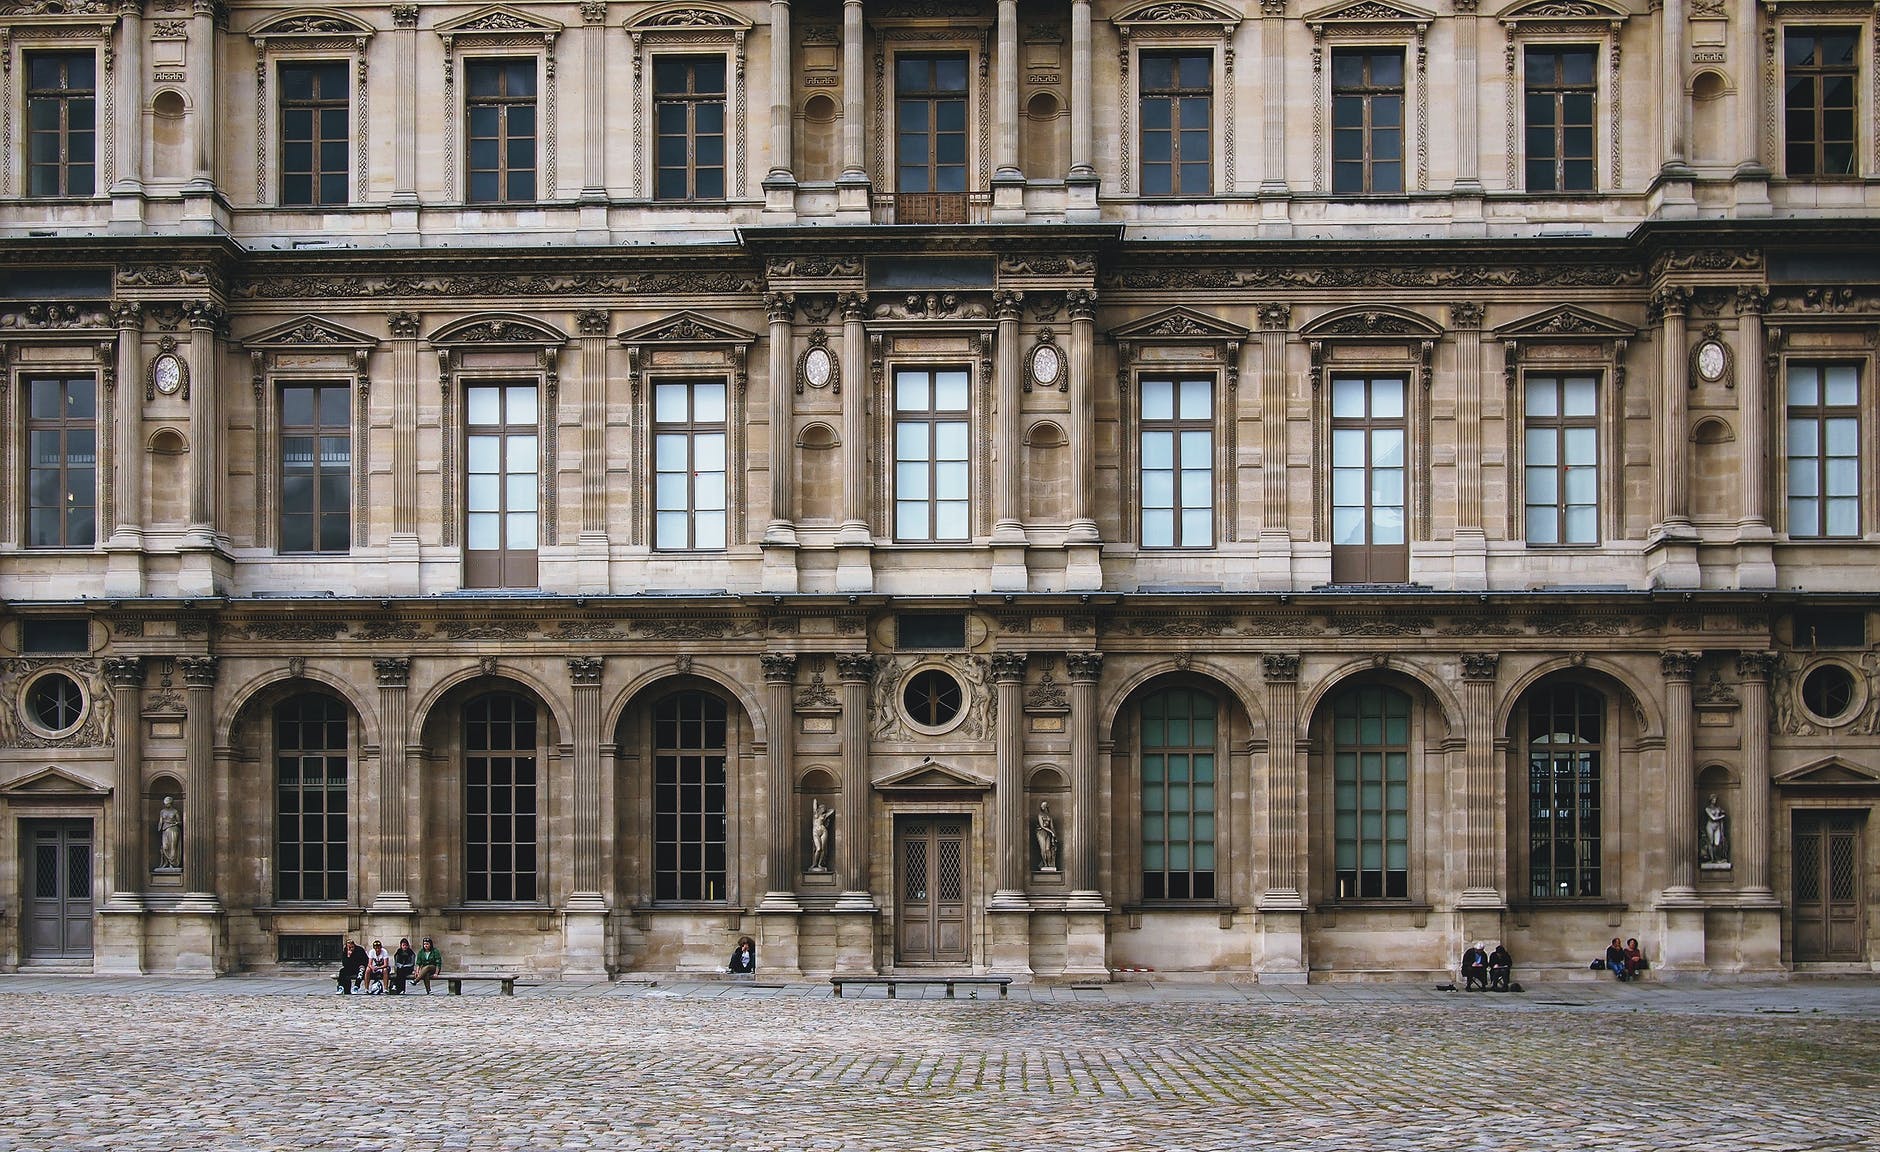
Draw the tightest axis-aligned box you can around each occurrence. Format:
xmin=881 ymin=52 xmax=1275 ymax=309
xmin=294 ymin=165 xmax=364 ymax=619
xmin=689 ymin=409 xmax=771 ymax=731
xmin=896 ymin=815 xmax=969 ymax=965
xmin=1792 ymin=809 xmax=1866 ymax=963
xmin=24 ymin=819 xmax=93 ymax=959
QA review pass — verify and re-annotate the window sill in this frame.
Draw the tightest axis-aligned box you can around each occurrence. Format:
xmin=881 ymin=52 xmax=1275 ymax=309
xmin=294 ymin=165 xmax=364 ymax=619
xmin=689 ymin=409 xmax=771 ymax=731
xmin=442 ymin=903 xmax=555 ymax=914
xmin=1510 ymin=899 xmax=1629 ymax=912
xmin=1120 ymin=901 xmax=1236 ymax=914
xmin=642 ymin=901 xmax=747 ymax=913
xmin=1320 ymin=900 xmax=1432 ymax=911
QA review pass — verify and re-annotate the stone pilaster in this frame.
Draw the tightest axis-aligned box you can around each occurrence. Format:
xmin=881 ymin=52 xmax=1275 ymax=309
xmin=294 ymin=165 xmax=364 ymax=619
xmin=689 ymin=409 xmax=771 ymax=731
xmin=761 ymin=292 xmax=801 ymax=590
xmin=1064 ymin=651 xmax=1107 ymax=978
xmin=990 ymin=652 xmax=1030 ymax=905
xmin=1255 ymin=304 xmax=1293 ymax=587
xmin=835 ymin=293 xmax=873 ymax=590
xmin=1656 ymin=650 xmax=1707 ymax=970
xmin=580 ymin=3 xmax=608 ymax=199
xmin=759 ymin=652 xmax=802 ymax=911
xmin=391 ymin=5 xmax=419 ymax=210
xmin=833 ymin=654 xmax=877 ymax=912
xmin=1735 ymin=287 xmax=1776 ymax=587
xmin=836 ymin=0 xmax=870 ymax=215
xmin=765 ymin=0 xmax=795 ymax=190
xmin=1067 ymin=0 xmax=1096 ymax=215
xmin=991 ymin=0 xmax=1023 ymax=216
xmin=1456 ymin=653 xmax=1505 ymax=908
xmin=1257 ymin=653 xmax=1306 ymax=983
xmin=385 ymin=311 xmax=421 ymax=590
xmin=181 ymin=304 xmax=225 ymax=585
xmin=565 ymin=656 xmax=608 ymax=976
xmin=1065 ymin=290 xmax=1101 ymax=588
xmin=1656 ymin=288 xmax=1692 ymax=533
xmin=575 ymin=309 xmax=611 ymax=591
xmin=105 ymin=304 xmax=146 ymax=595
xmin=1734 ymin=651 xmax=1777 ymax=897
xmin=186 ymin=0 xmax=219 ymax=193
xmin=177 ymin=656 xmax=218 ymax=904
xmin=1660 ymin=0 xmax=1689 ymax=171
xmin=991 ymin=291 xmax=1027 ymax=588
xmin=370 ymin=658 xmax=415 ymax=914
xmin=96 ymin=658 xmax=148 ymax=972
xmin=1451 ymin=303 xmax=1487 ymax=588
xmin=110 ymin=0 xmax=147 ymax=223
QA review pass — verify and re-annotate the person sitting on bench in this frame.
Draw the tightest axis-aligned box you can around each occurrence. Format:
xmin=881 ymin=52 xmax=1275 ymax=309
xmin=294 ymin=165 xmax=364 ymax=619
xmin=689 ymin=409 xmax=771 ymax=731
xmin=1461 ymin=942 xmax=1489 ymax=991
xmin=1487 ymin=943 xmax=1513 ymax=991
xmin=727 ymin=935 xmax=756 ymax=975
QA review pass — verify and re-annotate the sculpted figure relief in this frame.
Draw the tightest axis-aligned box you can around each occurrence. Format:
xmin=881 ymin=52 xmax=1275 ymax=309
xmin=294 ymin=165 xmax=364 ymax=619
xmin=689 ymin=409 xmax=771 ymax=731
xmin=1700 ymin=794 xmax=1730 ymax=867
xmin=1035 ymin=801 xmax=1059 ymax=872
xmin=156 ymin=795 xmax=182 ymax=871
xmin=808 ymin=799 xmax=834 ymax=873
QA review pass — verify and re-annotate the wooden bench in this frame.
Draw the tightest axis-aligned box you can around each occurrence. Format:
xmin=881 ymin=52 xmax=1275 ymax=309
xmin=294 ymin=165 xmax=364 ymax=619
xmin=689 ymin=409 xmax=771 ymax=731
xmin=830 ymin=975 xmax=1012 ymax=999
xmin=444 ymin=974 xmax=521 ymax=996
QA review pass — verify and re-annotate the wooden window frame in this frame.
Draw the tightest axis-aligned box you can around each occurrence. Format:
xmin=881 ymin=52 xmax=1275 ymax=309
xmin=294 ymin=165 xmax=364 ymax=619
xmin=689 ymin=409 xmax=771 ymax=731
xmin=1138 ymin=49 xmax=1213 ymax=197
xmin=464 ymin=56 xmax=539 ymax=204
xmin=1138 ymin=374 xmax=1215 ymax=549
xmin=1785 ymin=360 xmax=1862 ymax=540
xmin=1328 ymin=373 xmax=1408 ymax=583
xmin=274 ymin=693 xmax=350 ymax=904
xmin=1330 ymin=47 xmax=1405 ymax=196
xmin=463 ymin=380 xmax=540 ymax=589
xmin=278 ymin=381 xmax=352 ymax=555
xmin=23 ymin=49 xmax=95 ymax=198
xmin=652 ymin=689 xmax=730 ymax=904
xmin=1782 ymin=25 xmax=1861 ymax=179
xmin=651 ymin=376 xmax=729 ymax=552
xmin=1522 ymin=373 xmax=1600 ymax=547
xmin=652 ymin=54 xmax=727 ymax=201
xmin=278 ymin=59 xmax=350 ymax=207
xmin=462 ymin=691 xmax=541 ymax=905
xmin=892 ymin=364 xmax=973 ymax=543
xmin=893 ymin=52 xmax=973 ymax=222
xmin=1523 ymin=44 xmax=1597 ymax=193
xmin=1522 ymin=682 xmax=1605 ymax=902
xmin=1330 ymin=684 xmax=1411 ymax=901
xmin=24 ymin=373 xmax=97 ymax=550
xmin=1138 ymin=686 xmax=1220 ymax=903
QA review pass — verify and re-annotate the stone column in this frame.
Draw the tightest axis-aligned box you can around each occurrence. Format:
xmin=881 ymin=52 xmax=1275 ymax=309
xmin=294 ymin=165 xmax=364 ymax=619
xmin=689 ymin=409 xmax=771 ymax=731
xmin=1735 ymin=651 xmax=1777 ymax=896
xmin=759 ymin=653 xmax=801 ymax=909
xmin=1258 ymin=2 xmax=1285 ymax=195
xmin=1661 ymin=649 xmax=1701 ymax=897
xmin=833 ymin=654 xmax=877 ymax=910
xmin=183 ymin=302 xmax=223 ymax=552
xmin=391 ymin=6 xmax=418 ymax=198
xmin=1064 ymin=651 xmax=1107 ymax=978
xmin=581 ymin=2 xmax=608 ymax=198
xmin=1065 ymin=289 xmax=1102 ymax=588
xmin=990 ymin=652 xmax=1030 ymax=904
xmin=1457 ymin=653 xmax=1505 ymax=906
xmin=96 ymin=656 xmax=147 ymax=973
xmin=1661 ymin=0 xmax=1689 ymax=171
xmin=991 ymin=290 xmax=1027 ymax=589
xmin=1256 ymin=653 xmax=1306 ymax=982
xmin=385 ymin=312 xmax=421 ymax=590
xmin=370 ymin=658 xmax=414 ymax=913
xmin=1655 ymin=287 xmax=1693 ymax=534
xmin=1451 ymin=304 xmax=1487 ymax=587
xmin=1452 ymin=4 xmax=1480 ymax=191
xmin=761 ymin=292 xmax=800 ymax=591
xmin=572 ymin=310 xmax=610 ymax=591
xmin=765 ymin=0 xmax=794 ymax=186
xmin=1255 ymin=305 xmax=1292 ymax=587
xmin=836 ymin=0 xmax=870 ymax=214
xmin=564 ymin=656 xmax=608 ymax=976
xmin=178 ymin=656 xmax=220 ymax=908
xmin=111 ymin=0 xmax=146 ymax=206
xmin=1734 ymin=287 xmax=1776 ymax=587
xmin=186 ymin=0 xmax=218 ymax=191
xmin=991 ymin=0 xmax=1023 ymax=216
xmin=1734 ymin=0 xmax=1765 ymax=174
xmin=1067 ymin=0 xmax=1096 ymax=214
xmin=105 ymin=304 xmax=147 ymax=595
xmin=835 ymin=293 xmax=873 ymax=590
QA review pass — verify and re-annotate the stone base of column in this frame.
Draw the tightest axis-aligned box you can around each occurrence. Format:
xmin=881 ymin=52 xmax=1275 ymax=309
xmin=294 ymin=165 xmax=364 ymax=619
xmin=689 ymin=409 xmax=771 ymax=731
xmin=760 ymin=540 xmax=801 ymax=593
xmin=1730 ymin=166 xmax=1773 ymax=216
xmin=109 ymin=187 xmax=148 ymax=230
xmin=763 ymin=173 xmax=799 ymax=219
xmin=832 ymin=907 xmax=879 ymax=974
xmin=835 ymin=173 xmax=872 ymax=221
xmin=990 ymin=540 xmax=1028 ymax=592
xmin=1454 ymin=886 xmax=1507 ymax=911
xmin=988 ymin=888 xmax=1031 ymax=912
xmin=1256 ymin=530 xmax=1294 ymax=590
xmin=1646 ymin=169 xmax=1698 ymax=217
xmin=562 ymin=896 xmax=610 ymax=979
xmin=757 ymin=908 xmax=803 ymax=979
xmin=103 ymin=541 xmax=148 ymax=597
xmin=577 ymin=199 xmax=610 ymax=243
xmin=388 ymin=199 xmax=420 ymax=245
xmin=1451 ymin=528 xmax=1488 ymax=591
xmin=990 ymin=173 xmax=1026 ymax=222
xmin=835 ymin=538 xmax=875 ymax=593
xmin=94 ymin=907 xmax=148 ymax=975
xmin=175 ymin=543 xmax=230 ymax=597
xmin=385 ymin=533 xmax=423 ymax=594
xmin=368 ymin=890 xmax=416 ymax=915
xmin=757 ymin=890 xmax=803 ymax=914
xmin=1065 ymin=172 xmax=1099 ymax=222
xmin=987 ymin=907 xmax=1033 ymax=977
xmin=1064 ymin=541 xmax=1102 ymax=592
xmin=1256 ymin=909 xmax=1307 ymax=984
xmin=170 ymin=908 xmax=229 ymax=976
xmin=1062 ymin=908 xmax=1108 ymax=980
xmin=1644 ymin=531 xmax=1701 ymax=590
xmin=1654 ymin=900 xmax=1709 ymax=974
xmin=576 ymin=531 xmax=612 ymax=594
xmin=1733 ymin=528 xmax=1777 ymax=590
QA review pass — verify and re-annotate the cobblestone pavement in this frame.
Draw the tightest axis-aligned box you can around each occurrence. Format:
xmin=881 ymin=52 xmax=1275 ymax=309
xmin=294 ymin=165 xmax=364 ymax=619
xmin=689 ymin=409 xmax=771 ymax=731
xmin=2 ymin=976 xmax=1876 ymax=1151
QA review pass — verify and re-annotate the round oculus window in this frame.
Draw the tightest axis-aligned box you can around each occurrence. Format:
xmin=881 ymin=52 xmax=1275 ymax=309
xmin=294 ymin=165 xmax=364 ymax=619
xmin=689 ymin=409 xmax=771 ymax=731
xmin=24 ymin=672 xmax=85 ymax=736
xmin=903 ymin=668 xmax=964 ymax=729
xmin=1801 ymin=662 xmax=1858 ymax=723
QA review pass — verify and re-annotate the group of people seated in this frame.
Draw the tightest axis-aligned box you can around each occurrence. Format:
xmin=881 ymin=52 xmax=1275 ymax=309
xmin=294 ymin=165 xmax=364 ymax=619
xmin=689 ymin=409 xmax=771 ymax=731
xmin=1459 ymin=942 xmax=1514 ymax=991
xmin=1601 ymin=937 xmax=1649 ymax=981
xmin=336 ymin=937 xmax=443 ymax=995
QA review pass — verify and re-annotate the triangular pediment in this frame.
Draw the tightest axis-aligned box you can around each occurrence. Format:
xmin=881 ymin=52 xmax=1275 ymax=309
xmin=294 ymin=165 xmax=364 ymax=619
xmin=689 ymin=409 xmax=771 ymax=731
xmin=244 ymin=315 xmax=381 ymax=350
xmin=428 ymin=313 xmax=567 ymax=346
xmin=1113 ymin=0 xmax=1243 ymax=31
xmin=629 ymin=4 xmax=752 ymax=32
xmin=873 ymin=757 xmax=993 ymax=793
xmin=247 ymin=9 xmax=376 ymax=37
xmin=1775 ymin=757 xmax=1880 ymax=787
xmin=435 ymin=5 xmax=563 ymax=36
xmin=1305 ymin=0 xmax=1437 ymax=27
xmin=1108 ymin=307 xmax=1250 ymax=343
xmin=1299 ymin=305 xmax=1444 ymax=340
xmin=1495 ymin=305 xmax=1636 ymax=340
xmin=0 ymin=765 xmax=110 ymax=799
xmin=1496 ymin=0 xmax=1631 ymax=25
xmin=616 ymin=310 xmax=758 ymax=347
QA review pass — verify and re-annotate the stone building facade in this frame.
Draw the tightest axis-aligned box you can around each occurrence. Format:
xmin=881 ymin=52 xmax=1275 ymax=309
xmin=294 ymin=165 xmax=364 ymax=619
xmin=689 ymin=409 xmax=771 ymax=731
xmin=0 ymin=0 xmax=1876 ymax=980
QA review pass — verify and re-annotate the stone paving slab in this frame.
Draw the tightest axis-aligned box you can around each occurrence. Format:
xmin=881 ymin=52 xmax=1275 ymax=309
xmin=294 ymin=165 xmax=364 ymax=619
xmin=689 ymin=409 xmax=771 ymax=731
xmin=0 ymin=976 xmax=1875 ymax=1151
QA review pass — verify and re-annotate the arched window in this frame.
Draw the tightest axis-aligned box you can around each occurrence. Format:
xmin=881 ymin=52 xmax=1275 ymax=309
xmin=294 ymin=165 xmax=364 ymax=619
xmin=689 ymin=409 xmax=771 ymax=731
xmin=1527 ymin=683 xmax=1603 ymax=899
xmin=1140 ymin=687 xmax=1217 ymax=901
xmin=654 ymin=690 xmax=728 ymax=901
xmin=464 ymin=692 xmax=538 ymax=902
xmin=1332 ymin=685 xmax=1410 ymax=899
xmin=275 ymin=694 xmax=348 ymax=902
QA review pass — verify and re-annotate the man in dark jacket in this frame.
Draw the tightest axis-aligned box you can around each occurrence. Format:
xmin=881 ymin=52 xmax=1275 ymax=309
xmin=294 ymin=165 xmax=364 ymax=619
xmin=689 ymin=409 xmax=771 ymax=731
xmin=1604 ymin=937 xmax=1631 ymax=981
xmin=336 ymin=940 xmax=366 ymax=994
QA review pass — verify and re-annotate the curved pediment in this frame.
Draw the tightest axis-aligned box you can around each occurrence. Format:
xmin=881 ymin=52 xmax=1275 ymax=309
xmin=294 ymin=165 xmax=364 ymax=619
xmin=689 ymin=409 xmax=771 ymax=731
xmin=247 ymin=9 xmax=376 ymax=37
xmin=1112 ymin=0 xmax=1243 ymax=33
xmin=616 ymin=310 xmax=757 ymax=347
xmin=1108 ymin=307 xmax=1250 ymax=343
xmin=1299 ymin=305 xmax=1443 ymax=340
xmin=1774 ymin=756 xmax=1880 ymax=787
xmin=429 ymin=313 xmax=567 ymax=346
xmin=1496 ymin=0 xmax=1631 ymax=25
xmin=628 ymin=4 xmax=752 ymax=32
xmin=1494 ymin=305 xmax=1635 ymax=341
xmin=1304 ymin=0 xmax=1437 ymax=27
xmin=873 ymin=757 xmax=993 ymax=793
xmin=243 ymin=315 xmax=380 ymax=350
xmin=435 ymin=4 xmax=563 ymax=36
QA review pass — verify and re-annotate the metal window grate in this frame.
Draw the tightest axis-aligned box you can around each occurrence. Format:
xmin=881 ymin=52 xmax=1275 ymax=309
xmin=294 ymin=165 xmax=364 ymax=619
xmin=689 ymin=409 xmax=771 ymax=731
xmin=278 ymin=934 xmax=345 ymax=964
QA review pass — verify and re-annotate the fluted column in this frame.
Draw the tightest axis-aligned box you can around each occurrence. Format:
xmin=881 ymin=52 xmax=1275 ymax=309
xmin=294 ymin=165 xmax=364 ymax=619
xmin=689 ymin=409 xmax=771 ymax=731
xmin=112 ymin=0 xmax=145 ymax=195
xmin=1736 ymin=651 xmax=1777 ymax=896
xmin=1067 ymin=289 xmax=1098 ymax=540
xmin=1661 ymin=0 xmax=1689 ymax=170
xmin=994 ymin=0 xmax=1021 ymax=180
xmin=1661 ymin=650 xmax=1700 ymax=897
xmin=367 ymin=658 xmax=414 ymax=910
xmin=109 ymin=304 xmax=144 ymax=546
xmin=834 ymin=653 xmax=876 ymax=908
xmin=764 ymin=293 xmax=797 ymax=544
xmin=767 ymin=0 xmax=794 ymax=183
xmin=1735 ymin=0 xmax=1764 ymax=172
xmin=1066 ymin=651 xmax=1104 ymax=907
xmin=839 ymin=0 xmax=866 ymax=181
xmin=187 ymin=0 xmax=217 ymax=187
xmin=992 ymin=290 xmax=1024 ymax=539
xmin=184 ymin=302 xmax=223 ymax=549
xmin=1259 ymin=654 xmax=1305 ymax=907
xmin=575 ymin=309 xmax=610 ymax=537
xmin=580 ymin=2 xmax=608 ymax=197
xmin=1458 ymin=653 xmax=1505 ymax=905
xmin=104 ymin=657 xmax=146 ymax=901
xmin=990 ymin=652 xmax=1029 ymax=905
xmin=760 ymin=653 xmax=800 ymax=908
xmin=1737 ymin=288 xmax=1769 ymax=527
xmin=836 ymin=293 xmax=873 ymax=588
xmin=1655 ymin=287 xmax=1692 ymax=534
xmin=568 ymin=657 xmax=605 ymax=902
xmin=179 ymin=656 xmax=219 ymax=906
xmin=391 ymin=6 xmax=418 ymax=204
xmin=1069 ymin=0 xmax=1093 ymax=180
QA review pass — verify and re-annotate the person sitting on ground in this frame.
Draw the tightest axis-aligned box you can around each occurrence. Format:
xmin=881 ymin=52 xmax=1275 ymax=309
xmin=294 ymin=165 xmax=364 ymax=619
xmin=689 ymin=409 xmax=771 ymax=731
xmin=414 ymin=937 xmax=443 ymax=995
xmin=391 ymin=938 xmax=417 ymax=995
xmin=1487 ymin=943 xmax=1513 ymax=991
xmin=336 ymin=939 xmax=366 ymax=995
xmin=1460 ymin=942 xmax=1489 ymax=991
xmin=727 ymin=935 xmax=756 ymax=975
xmin=1604 ymin=937 xmax=1631 ymax=981
xmin=364 ymin=939 xmax=393 ymax=995
xmin=1624 ymin=938 xmax=1648 ymax=976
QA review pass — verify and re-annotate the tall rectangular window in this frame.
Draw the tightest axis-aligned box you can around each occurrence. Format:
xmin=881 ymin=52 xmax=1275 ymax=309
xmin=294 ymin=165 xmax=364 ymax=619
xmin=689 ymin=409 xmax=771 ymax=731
xmin=279 ymin=383 xmax=352 ymax=553
xmin=280 ymin=61 xmax=349 ymax=206
xmin=1527 ymin=684 xmax=1603 ymax=899
xmin=26 ymin=52 xmax=95 ymax=197
xmin=466 ymin=58 xmax=537 ymax=203
xmin=1329 ymin=375 xmax=1407 ymax=583
xmin=1140 ymin=51 xmax=1212 ymax=196
xmin=1331 ymin=49 xmax=1403 ymax=195
xmin=653 ymin=691 xmax=729 ymax=903
xmin=895 ymin=54 xmax=969 ymax=222
xmin=464 ymin=693 xmax=538 ymax=903
xmin=1140 ymin=688 xmax=1217 ymax=902
xmin=653 ymin=379 xmax=728 ymax=551
xmin=1787 ymin=363 xmax=1860 ymax=538
xmin=1524 ymin=46 xmax=1596 ymax=192
xmin=465 ymin=384 xmax=539 ymax=587
xmin=1524 ymin=374 xmax=1599 ymax=545
xmin=27 ymin=375 xmax=96 ymax=549
xmin=1140 ymin=376 xmax=1213 ymax=548
xmin=1333 ymin=686 xmax=1410 ymax=900
xmin=893 ymin=367 xmax=970 ymax=542
xmin=1784 ymin=28 xmax=1858 ymax=177
xmin=275 ymin=695 xmax=348 ymax=903
xmin=654 ymin=56 xmax=727 ymax=200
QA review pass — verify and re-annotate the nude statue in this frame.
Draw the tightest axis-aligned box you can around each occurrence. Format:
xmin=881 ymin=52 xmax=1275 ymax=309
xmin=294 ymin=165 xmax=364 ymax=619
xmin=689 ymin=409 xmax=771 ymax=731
xmin=156 ymin=795 xmax=181 ymax=871
xmin=808 ymin=799 xmax=834 ymax=872
xmin=1035 ymin=801 xmax=1059 ymax=872
xmin=1701 ymin=794 xmax=1730 ymax=866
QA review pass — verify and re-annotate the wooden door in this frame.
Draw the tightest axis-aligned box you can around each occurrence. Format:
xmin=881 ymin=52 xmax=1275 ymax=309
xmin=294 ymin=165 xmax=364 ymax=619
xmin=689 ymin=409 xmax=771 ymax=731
xmin=896 ymin=816 xmax=968 ymax=965
xmin=1793 ymin=809 xmax=1866 ymax=963
xmin=25 ymin=820 xmax=93 ymax=959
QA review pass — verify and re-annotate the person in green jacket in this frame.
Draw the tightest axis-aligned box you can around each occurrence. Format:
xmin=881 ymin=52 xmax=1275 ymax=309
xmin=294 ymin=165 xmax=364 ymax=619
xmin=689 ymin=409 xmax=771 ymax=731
xmin=414 ymin=938 xmax=444 ymax=994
